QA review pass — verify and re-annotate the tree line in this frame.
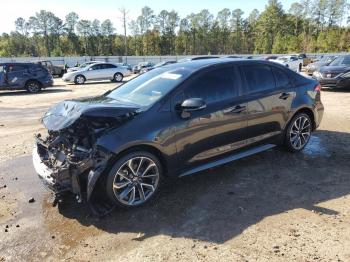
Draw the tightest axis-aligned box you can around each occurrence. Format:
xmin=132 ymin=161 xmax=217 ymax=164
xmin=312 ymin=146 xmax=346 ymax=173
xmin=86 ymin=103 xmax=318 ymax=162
xmin=0 ymin=0 xmax=349 ymax=57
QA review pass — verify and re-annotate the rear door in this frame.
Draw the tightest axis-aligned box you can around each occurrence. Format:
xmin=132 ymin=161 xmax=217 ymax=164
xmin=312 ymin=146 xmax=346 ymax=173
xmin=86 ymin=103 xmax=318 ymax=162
xmin=172 ymin=65 xmax=248 ymax=171
xmin=241 ymin=64 xmax=294 ymax=146
xmin=103 ymin=64 xmax=117 ymax=78
xmin=6 ymin=64 xmax=29 ymax=88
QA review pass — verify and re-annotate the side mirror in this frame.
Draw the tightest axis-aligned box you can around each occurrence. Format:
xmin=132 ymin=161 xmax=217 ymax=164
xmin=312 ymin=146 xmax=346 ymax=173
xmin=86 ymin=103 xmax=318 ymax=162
xmin=180 ymin=98 xmax=206 ymax=112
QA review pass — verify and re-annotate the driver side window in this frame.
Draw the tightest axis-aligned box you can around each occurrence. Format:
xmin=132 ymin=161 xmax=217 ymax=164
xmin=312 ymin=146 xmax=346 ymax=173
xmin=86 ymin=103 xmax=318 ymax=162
xmin=91 ymin=64 xmax=101 ymax=70
xmin=182 ymin=66 xmax=240 ymax=105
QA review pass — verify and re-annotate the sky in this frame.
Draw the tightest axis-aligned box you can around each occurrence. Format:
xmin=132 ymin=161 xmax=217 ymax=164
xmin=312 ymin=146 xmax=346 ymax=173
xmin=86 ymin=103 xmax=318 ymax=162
xmin=0 ymin=0 xmax=296 ymax=34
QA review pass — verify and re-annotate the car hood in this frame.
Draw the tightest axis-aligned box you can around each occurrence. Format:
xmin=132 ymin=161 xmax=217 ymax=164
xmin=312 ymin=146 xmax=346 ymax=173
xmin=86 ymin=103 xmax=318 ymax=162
xmin=42 ymin=96 xmax=140 ymax=131
xmin=319 ymin=66 xmax=350 ymax=74
xmin=67 ymin=67 xmax=80 ymax=72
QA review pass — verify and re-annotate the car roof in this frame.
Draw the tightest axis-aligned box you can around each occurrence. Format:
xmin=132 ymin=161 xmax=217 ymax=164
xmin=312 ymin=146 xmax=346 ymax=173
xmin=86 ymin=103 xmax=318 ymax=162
xmin=0 ymin=62 xmax=34 ymax=65
xmin=161 ymin=58 xmax=285 ymax=73
xmin=0 ymin=62 xmax=38 ymax=67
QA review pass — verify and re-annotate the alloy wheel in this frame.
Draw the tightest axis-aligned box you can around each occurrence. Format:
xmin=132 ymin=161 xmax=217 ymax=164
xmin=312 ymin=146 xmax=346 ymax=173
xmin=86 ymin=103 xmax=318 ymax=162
xmin=112 ymin=157 xmax=160 ymax=206
xmin=76 ymin=75 xmax=85 ymax=84
xmin=27 ymin=82 xmax=40 ymax=93
xmin=114 ymin=73 xmax=123 ymax=82
xmin=289 ymin=115 xmax=311 ymax=150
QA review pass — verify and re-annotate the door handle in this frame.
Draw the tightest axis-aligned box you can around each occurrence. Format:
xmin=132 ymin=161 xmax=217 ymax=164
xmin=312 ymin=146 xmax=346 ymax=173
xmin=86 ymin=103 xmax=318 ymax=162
xmin=279 ymin=92 xmax=290 ymax=100
xmin=230 ymin=105 xmax=246 ymax=114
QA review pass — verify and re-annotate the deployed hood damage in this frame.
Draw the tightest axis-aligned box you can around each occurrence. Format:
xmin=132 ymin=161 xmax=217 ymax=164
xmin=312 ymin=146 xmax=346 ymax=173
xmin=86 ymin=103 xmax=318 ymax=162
xmin=33 ymin=96 xmax=140 ymax=215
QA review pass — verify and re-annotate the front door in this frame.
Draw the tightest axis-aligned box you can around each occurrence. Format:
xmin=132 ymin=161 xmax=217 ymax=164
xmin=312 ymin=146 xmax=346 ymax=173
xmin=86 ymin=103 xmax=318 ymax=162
xmin=84 ymin=64 xmax=103 ymax=80
xmin=172 ymin=65 xmax=248 ymax=172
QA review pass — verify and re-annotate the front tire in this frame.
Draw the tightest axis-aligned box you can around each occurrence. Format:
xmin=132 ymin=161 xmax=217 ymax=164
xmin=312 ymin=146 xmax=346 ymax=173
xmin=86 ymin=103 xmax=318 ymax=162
xmin=26 ymin=80 xmax=41 ymax=93
xmin=284 ymin=113 xmax=312 ymax=152
xmin=74 ymin=75 xmax=86 ymax=85
xmin=106 ymin=151 xmax=162 ymax=208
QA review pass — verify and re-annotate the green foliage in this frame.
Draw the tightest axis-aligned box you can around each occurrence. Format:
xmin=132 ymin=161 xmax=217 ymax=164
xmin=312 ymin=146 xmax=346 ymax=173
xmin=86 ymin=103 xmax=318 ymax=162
xmin=1 ymin=0 xmax=350 ymax=57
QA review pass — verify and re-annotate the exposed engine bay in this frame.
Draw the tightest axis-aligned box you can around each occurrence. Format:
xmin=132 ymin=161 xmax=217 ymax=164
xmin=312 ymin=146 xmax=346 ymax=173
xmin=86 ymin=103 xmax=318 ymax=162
xmin=33 ymin=96 xmax=140 ymax=215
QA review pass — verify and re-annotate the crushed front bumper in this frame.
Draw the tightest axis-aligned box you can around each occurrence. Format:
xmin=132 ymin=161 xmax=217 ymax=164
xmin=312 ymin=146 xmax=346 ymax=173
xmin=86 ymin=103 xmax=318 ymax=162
xmin=32 ymin=136 xmax=112 ymax=206
xmin=32 ymin=143 xmax=76 ymax=195
xmin=32 ymin=145 xmax=56 ymax=190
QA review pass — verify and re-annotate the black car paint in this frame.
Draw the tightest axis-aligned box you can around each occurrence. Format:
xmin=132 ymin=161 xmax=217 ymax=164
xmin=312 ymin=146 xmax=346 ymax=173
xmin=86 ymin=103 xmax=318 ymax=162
xmin=35 ymin=59 xmax=323 ymax=211
xmin=95 ymin=60 xmax=322 ymax=176
xmin=0 ymin=63 xmax=53 ymax=91
xmin=315 ymin=65 xmax=350 ymax=89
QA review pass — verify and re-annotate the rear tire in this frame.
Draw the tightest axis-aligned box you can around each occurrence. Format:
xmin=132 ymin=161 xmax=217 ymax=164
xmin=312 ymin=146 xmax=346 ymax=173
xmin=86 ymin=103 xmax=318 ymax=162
xmin=106 ymin=151 xmax=163 ymax=208
xmin=74 ymin=75 xmax=85 ymax=85
xmin=284 ymin=113 xmax=312 ymax=152
xmin=25 ymin=80 xmax=41 ymax=93
xmin=113 ymin=73 xmax=123 ymax=82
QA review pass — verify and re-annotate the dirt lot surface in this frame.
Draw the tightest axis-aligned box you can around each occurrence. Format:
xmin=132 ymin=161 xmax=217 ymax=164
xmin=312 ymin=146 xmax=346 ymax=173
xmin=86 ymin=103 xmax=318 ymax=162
xmin=0 ymin=78 xmax=350 ymax=261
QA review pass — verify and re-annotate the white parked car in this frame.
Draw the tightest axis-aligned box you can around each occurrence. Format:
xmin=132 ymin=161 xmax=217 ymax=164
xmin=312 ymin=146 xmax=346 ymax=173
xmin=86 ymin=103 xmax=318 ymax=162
xmin=270 ymin=56 xmax=303 ymax=72
xmin=62 ymin=62 xmax=132 ymax=84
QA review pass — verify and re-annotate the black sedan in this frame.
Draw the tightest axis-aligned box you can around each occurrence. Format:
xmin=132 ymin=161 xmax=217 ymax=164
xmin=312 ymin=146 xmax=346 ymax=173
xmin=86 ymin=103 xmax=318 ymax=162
xmin=33 ymin=59 xmax=323 ymax=213
xmin=313 ymin=55 xmax=350 ymax=89
xmin=306 ymin=56 xmax=336 ymax=76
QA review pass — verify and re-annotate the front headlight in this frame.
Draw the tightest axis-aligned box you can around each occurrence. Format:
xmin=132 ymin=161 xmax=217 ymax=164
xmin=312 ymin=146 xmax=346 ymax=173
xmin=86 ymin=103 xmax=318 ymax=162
xmin=313 ymin=71 xmax=322 ymax=78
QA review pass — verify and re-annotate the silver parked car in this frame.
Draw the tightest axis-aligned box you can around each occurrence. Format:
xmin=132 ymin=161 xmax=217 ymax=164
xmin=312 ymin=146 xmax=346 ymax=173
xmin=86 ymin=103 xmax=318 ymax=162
xmin=62 ymin=62 xmax=132 ymax=84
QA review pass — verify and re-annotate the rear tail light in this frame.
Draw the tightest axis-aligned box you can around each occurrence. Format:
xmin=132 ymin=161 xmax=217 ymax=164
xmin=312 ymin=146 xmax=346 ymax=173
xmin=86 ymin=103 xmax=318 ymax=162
xmin=314 ymin=83 xmax=321 ymax=92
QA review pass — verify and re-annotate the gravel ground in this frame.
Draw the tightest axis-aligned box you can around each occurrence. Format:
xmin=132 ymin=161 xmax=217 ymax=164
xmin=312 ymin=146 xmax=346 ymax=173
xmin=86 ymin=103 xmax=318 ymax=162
xmin=0 ymin=78 xmax=350 ymax=261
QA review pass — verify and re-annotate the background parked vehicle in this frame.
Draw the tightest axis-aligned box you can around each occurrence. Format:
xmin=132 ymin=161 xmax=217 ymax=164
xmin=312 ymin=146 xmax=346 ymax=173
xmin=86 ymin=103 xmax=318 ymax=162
xmin=34 ymin=59 xmax=323 ymax=211
xmin=140 ymin=60 xmax=177 ymax=74
xmin=132 ymin=62 xmax=154 ymax=74
xmin=313 ymin=55 xmax=350 ymax=89
xmin=0 ymin=63 xmax=53 ymax=93
xmin=35 ymin=60 xmax=65 ymax=77
xmin=178 ymin=56 xmax=220 ymax=62
xmin=270 ymin=55 xmax=303 ymax=72
xmin=62 ymin=62 xmax=132 ymax=84
xmin=225 ymin=55 xmax=244 ymax=59
xmin=67 ymin=61 xmax=101 ymax=73
xmin=264 ymin=55 xmax=279 ymax=61
xmin=305 ymin=56 xmax=337 ymax=76
xmin=296 ymin=53 xmax=312 ymax=66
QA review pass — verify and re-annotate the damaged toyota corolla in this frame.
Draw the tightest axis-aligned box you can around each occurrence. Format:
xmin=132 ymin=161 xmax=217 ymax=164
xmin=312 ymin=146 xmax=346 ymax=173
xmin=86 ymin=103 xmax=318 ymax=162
xmin=33 ymin=59 xmax=323 ymax=214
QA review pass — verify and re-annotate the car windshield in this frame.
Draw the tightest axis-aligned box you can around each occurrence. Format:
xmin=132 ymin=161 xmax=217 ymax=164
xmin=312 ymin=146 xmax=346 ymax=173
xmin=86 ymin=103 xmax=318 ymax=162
xmin=79 ymin=62 xmax=94 ymax=68
xmin=319 ymin=56 xmax=335 ymax=63
xmin=329 ymin=56 xmax=350 ymax=66
xmin=107 ymin=67 xmax=191 ymax=107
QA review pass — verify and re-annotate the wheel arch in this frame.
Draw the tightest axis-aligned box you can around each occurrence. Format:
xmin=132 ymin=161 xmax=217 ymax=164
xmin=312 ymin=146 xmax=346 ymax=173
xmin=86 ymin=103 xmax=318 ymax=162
xmin=109 ymin=144 xmax=168 ymax=175
xmin=289 ymin=107 xmax=316 ymax=131
xmin=25 ymin=79 xmax=43 ymax=88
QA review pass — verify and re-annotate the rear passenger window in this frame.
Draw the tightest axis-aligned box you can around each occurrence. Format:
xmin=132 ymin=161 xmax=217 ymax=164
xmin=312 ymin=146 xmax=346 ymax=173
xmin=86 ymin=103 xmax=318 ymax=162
xmin=105 ymin=64 xmax=117 ymax=69
xmin=243 ymin=65 xmax=275 ymax=93
xmin=183 ymin=66 xmax=240 ymax=104
xmin=272 ymin=67 xmax=291 ymax=88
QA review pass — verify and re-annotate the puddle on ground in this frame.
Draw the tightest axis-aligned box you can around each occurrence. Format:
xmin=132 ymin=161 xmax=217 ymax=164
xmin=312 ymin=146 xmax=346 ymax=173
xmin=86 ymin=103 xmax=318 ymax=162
xmin=303 ymin=135 xmax=330 ymax=157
